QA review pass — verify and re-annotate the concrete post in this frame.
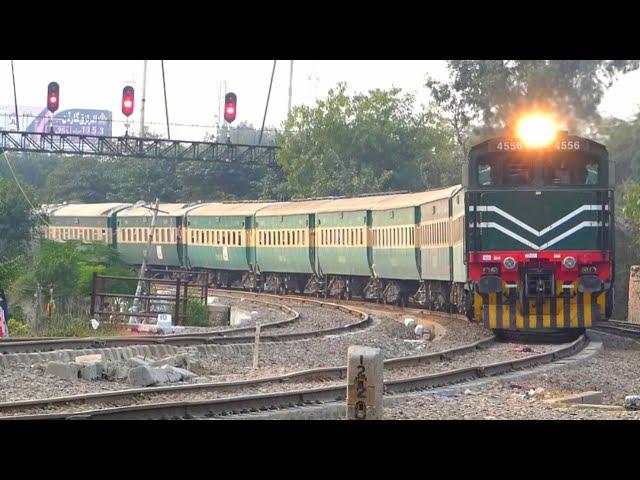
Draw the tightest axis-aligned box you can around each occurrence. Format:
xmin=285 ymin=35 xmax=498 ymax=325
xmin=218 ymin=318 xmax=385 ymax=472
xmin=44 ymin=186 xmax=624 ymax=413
xmin=346 ymin=346 xmax=383 ymax=420
xmin=629 ymin=266 xmax=640 ymax=324
xmin=252 ymin=324 xmax=261 ymax=369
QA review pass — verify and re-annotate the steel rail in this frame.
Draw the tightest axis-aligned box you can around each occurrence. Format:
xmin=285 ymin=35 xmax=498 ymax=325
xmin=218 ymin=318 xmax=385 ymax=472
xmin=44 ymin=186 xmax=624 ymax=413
xmin=0 ymin=335 xmax=588 ymax=420
xmin=209 ymin=288 xmax=469 ymax=323
xmin=591 ymin=320 xmax=640 ymax=339
xmin=0 ymin=336 xmax=494 ymax=418
xmin=0 ymin=294 xmax=370 ymax=355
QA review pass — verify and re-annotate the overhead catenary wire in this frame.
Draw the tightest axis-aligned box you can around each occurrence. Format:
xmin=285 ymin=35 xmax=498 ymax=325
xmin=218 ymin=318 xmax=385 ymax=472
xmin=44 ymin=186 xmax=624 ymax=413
xmin=0 ymin=113 xmax=280 ymax=132
xmin=2 ymin=150 xmax=49 ymax=226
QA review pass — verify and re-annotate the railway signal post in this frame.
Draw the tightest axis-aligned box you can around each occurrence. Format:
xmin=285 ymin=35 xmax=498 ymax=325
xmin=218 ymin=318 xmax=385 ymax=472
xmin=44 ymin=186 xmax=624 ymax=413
xmin=346 ymin=346 xmax=383 ymax=420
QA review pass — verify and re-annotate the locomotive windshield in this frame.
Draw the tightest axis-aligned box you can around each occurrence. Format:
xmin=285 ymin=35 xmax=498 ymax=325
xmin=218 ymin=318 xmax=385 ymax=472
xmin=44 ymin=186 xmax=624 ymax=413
xmin=477 ymin=151 xmax=601 ymax=187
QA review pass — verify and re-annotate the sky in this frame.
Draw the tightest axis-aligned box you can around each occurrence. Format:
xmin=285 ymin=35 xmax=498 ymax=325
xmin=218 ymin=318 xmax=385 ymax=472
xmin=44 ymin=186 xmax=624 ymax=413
xmin=0 ymin=60 xmax=639 ymax=141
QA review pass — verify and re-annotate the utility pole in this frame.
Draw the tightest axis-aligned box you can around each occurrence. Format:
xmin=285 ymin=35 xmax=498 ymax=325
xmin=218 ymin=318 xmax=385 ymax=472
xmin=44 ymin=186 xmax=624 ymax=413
xmin=129 ymin=198 xmax=161 ymax=324
xmin=161 ymin=60 xmax=170 ymax=139
xmin=140 ymin=60 xmax=148 ymax=136
xmin=259 ymin=60 xmax=277 ymax=145
xmin=10 ymin=60 xmax=19 ymax=131
xmin=288 ymin=60 xmax=294 ymax=116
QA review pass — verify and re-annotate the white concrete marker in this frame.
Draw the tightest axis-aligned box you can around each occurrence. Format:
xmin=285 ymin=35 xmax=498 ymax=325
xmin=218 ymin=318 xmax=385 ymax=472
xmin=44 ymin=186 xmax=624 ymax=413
xmin=346 ymin=346 xmax=383 ymax=420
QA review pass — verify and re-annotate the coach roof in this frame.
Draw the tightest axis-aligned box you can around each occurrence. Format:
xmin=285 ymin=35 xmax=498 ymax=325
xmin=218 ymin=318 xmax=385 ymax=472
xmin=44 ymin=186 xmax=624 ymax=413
xmin=370 ymin=186 xmax=462 ymax=210
xmin=118 ymin=203 xmax=193 ymax=217
xmin=48 ymin=203 xmax=132 ymax=217
xmin=187 ymin=202 xmax=274 ymax=217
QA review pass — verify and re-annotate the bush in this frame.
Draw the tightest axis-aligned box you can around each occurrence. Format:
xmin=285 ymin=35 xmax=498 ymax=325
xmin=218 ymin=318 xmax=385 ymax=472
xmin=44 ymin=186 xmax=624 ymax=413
xmin=185 ymin=298 xmax=210 ymax=327
xmin=7 ymin=318 xmax=31 ymax=337
xmin=33 ymin=315 xmax=122 ymax=337
xmin=77 ymin=264 xmax=106 ymax=296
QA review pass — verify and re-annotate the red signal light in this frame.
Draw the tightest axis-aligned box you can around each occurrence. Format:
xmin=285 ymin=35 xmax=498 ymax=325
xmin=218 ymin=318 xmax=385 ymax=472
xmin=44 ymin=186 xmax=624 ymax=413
xmin=224 ymin=92 xmax=237 ymax=123
xmin=47 ymin=82 xmax=60 ymax=113
xmin=122 ymin=85 xmax=135 ymax=117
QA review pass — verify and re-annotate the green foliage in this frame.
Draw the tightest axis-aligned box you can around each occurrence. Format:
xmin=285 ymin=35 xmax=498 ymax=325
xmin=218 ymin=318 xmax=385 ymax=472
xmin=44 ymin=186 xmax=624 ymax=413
xmin=0 ymin=176 xmax=39 ymax=259
xmin=77 ymin=264 xmax=106 ymax=296
xmin=0 ymin=153 xmax=60 ymax=190
xmin=45 ymin=156 xmax=111 ymax=203
xmin=277 ymin=83 xmax=459 ymax=198
xmin=31 ymin=240 xmax=134 ymax=299
xmin=0 ymin=255 xmax=26 ymax=290
xmin=428 ymin=60 xmax=640 ymax=135
xmin=595 ymin=113 xmax=640 ymax=184
xmin=103 ymin=265 xmax=137 ymax=295
xmin=621 ymin=181 xmax=640 ymax=247
xmin=7 ymin=318 xmax=31 ymax=337
xmin=184 ymin=298 xmax=209 ymax=327
xmin=33 ymin=315 xmax=121 ymax=337
xmin=34 ymin=240 xmax=80 ymax=296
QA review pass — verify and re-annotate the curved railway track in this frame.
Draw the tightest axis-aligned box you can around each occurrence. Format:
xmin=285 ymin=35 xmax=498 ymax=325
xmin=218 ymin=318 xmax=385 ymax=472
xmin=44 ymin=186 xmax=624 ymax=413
xmin=0 ymin=295 xmax=371 ymax=355
xmin=0 ymin=334 xmax=589 ymax=420
xmin=590 ymin=320 xmax=640 ymax=339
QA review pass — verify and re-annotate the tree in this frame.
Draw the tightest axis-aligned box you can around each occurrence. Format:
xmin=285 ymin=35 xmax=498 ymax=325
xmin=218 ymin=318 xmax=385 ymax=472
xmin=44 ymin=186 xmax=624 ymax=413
xmin=0 ymin=176 xmax=39 ymax=260
xmin=107 ymin=157 xmax=180 ymax=203
xmin=276 ymin=83 xmax=459 ymax=198
xmin=34 ymin=240 xmax=80 ymax=297
xmin=44 ymin=156 xmax=112 ymax=203
xmin=427 ymin=60 xmax=640 ymax=137
xmin=0 ymin=153 xmax=60 ymax=190
xmin=595 ymin=113 xmax=640 ymax=184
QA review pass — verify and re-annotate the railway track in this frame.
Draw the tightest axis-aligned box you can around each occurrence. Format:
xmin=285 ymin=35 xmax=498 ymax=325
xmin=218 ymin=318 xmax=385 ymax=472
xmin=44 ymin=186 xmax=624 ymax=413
xmin=0 ymin=334 xmax=588 ymax=420
xmin=0 ymin=295 xmax=370 ymax=355
xmin=591 ymin=320 xmax=640 ymax=339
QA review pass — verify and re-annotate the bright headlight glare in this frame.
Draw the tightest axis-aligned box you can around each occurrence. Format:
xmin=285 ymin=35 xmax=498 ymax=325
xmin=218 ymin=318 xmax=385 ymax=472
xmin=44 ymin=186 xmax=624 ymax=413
xmin=516 ymin=114 xmax=557 ymax=148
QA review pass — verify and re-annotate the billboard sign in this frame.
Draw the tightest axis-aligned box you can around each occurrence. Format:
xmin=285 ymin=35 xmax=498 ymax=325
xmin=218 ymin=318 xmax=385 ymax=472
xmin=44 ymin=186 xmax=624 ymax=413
xmin=0 ymin=106 xmax=112 ymax=137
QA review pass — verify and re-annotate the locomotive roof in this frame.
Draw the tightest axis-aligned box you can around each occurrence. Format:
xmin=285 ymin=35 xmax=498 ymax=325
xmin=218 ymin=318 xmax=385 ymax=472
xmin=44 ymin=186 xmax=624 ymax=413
xmin=118 ymin=203 xmax=193 ymax=217
xmin=187 ymin=202 xmax=274 ymax=217
xmin=47 ymin=203 xmax=132 ymax=217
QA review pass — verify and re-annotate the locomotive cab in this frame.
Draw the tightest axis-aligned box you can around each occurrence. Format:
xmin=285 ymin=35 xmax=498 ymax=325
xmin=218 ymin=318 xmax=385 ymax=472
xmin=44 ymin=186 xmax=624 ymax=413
xmin=464 ymin=117 xmax=615 ymax=331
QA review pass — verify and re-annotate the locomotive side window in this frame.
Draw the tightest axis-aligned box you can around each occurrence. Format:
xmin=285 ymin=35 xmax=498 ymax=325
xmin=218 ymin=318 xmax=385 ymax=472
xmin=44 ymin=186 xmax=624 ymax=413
xmin=542 ymin=155 xmax=600 ymax=186
xmin=477 ymin=156 xmax=533 ymax=186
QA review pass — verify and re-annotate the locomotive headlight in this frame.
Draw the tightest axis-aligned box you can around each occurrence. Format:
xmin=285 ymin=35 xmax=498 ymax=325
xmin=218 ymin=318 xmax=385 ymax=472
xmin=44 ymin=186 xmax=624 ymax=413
xmin=563 ymin=256 xmax=577 ymax=269
xmin=503 ymin=257 xmax=517 ymax=270
xmin=516 ymin=114 xmax=557 ymax=148
xmin=581 ymin=265 xmax=597 ymax=274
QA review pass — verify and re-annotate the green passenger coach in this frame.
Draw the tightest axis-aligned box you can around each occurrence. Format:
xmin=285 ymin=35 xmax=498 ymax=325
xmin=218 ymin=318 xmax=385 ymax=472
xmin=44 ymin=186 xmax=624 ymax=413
xmin=44 ymin=203 xmax=132 ymax=245
xmin=184 ymin=202 xmax=273 ymax=288
xmin=116 ymin=203 xmax=192 ymax=267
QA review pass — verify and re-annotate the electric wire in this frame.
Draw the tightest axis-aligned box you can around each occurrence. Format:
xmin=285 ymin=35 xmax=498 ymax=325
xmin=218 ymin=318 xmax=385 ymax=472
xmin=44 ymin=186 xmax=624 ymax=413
xmin=2 ymin=150 xmax=50 ymax=226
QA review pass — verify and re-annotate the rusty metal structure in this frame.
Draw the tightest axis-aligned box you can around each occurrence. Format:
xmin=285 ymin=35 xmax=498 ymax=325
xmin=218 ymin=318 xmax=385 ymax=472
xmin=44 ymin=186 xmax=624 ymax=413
xmin=89 ymin=272 xmax=209 ymax=325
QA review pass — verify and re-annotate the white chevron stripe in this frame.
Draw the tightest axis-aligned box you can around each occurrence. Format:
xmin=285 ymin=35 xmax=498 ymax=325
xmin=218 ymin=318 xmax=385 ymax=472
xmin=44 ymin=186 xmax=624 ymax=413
xmin=469 ymin=204 xmax=605 ymax=237
xmin=475 ymin=221 xmax=602 ymax=251
xmin=476 ymin=222 xmax=539 ymax=249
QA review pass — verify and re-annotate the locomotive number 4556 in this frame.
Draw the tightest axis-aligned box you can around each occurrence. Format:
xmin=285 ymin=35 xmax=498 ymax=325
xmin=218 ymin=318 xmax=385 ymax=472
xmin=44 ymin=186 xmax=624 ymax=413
xmin=495 ymin=140 xmax=582 ymax=151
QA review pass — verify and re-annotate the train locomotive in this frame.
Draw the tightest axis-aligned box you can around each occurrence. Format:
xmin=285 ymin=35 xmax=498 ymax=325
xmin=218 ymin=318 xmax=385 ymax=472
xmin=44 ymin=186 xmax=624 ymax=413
xmin=43 ymin=115 xmax=615 ymax=333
